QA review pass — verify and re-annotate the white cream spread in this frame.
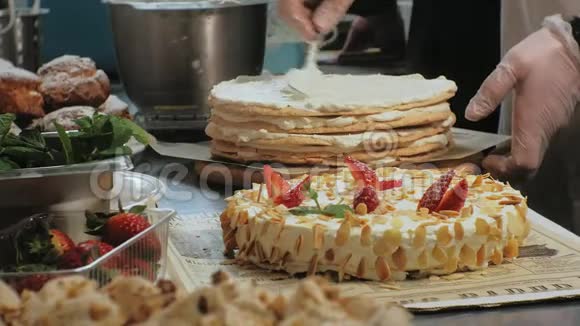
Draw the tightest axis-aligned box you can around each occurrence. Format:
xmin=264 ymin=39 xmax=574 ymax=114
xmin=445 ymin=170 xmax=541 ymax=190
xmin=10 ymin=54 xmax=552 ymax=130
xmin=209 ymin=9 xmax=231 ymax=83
xmin=207 ymin=123 xmax=449 ymax=151
xmin=210 ymin=74 xmax=457 ymax=112
xmin=212 ymin=103 xmax=451 ymax=130
xmin=221 ymin=168 xmax=530 ymax=281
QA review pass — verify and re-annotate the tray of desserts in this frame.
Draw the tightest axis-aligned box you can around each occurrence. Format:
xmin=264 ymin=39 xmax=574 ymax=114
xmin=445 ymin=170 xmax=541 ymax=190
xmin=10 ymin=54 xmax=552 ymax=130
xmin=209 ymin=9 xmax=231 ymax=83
xmin=0 ymin=55 xmax=130 ymax=126
xmin=0 ymin=55 xmax=153 ymax=218
xmin=0 ymin=271 xmax=411 ymax=325
xmin=0 ymin=55 xmax=147 ymax=154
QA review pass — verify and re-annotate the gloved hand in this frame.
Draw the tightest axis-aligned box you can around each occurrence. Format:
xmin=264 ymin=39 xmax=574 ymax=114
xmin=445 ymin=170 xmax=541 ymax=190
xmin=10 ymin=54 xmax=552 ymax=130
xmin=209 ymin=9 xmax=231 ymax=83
xmin=465 ymin=15 xmax=580 ymax=179
xmin=278 ymin=0 xmax=354 ymax=41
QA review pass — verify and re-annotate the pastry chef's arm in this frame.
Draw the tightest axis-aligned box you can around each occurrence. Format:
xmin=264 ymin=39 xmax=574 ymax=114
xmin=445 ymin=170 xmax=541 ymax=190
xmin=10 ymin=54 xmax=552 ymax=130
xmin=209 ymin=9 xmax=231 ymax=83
xmin=278 ymin=0 xmax=354 ymax=40
xmin=465 ymin=14 xmax=580 ymax=179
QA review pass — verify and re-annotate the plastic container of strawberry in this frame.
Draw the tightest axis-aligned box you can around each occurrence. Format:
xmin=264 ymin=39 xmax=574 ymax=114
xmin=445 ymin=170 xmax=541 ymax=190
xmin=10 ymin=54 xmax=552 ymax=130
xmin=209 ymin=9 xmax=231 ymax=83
xmin=0 ymin=208 xmax=175 ymax=292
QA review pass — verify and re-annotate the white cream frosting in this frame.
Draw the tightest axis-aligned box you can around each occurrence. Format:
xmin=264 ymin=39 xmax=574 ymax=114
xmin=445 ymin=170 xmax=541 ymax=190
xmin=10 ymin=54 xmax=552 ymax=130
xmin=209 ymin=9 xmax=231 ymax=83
xmin=221 ymin=168 xmax=530 ymax=281
xmin=212 ymin=103 xmax=451 ymax=130
xmin=211 ymin=74 xmax=457 ymax=112
xmin=207 ymin=123 xmax=449 ymax=151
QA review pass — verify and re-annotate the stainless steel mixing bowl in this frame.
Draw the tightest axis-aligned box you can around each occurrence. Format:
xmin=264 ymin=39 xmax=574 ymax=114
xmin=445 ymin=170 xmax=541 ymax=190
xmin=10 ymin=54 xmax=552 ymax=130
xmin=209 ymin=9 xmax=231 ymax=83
xmin=106 ymin=1 xmax=268 ymax=128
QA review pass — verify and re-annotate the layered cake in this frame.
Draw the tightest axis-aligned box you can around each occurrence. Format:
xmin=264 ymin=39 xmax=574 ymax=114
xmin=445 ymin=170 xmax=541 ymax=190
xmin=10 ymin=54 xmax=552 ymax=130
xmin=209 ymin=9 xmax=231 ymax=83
xmin=207 ymin=74 xmax=457 ymax=166
xmin=220 ymin=158 xmax=530 ymax=281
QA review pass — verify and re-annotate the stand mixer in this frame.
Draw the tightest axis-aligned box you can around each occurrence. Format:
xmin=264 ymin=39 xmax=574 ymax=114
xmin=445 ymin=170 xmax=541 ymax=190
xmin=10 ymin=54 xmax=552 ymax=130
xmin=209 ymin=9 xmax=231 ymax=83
xmin=106 ymin=0 xmax=268 ymax=134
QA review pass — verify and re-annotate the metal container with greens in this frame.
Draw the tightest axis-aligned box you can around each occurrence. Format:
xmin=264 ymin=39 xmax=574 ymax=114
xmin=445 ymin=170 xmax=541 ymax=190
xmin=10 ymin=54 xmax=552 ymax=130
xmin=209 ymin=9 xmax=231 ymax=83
xmin=0 ymin=113 xmax=151 ymax=221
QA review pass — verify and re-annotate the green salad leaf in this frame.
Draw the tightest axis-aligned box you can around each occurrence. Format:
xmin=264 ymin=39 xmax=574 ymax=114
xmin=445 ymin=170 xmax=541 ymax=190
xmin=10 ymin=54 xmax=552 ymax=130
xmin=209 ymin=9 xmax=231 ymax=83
xmin=0 ymin=113 xmax=15 ymax=144
xmin=0 ymin=112 xmax=152 ymax=172
xmin=54 ymin=122 xmax=74 ymax=164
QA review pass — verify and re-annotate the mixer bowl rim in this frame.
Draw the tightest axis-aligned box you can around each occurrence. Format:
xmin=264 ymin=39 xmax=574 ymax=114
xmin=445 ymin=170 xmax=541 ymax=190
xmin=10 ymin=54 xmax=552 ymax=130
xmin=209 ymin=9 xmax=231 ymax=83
xmin=0 ymin=8 xmax=49 ymax=17
xmin=104 ymin=0 xmax=270 ymax=10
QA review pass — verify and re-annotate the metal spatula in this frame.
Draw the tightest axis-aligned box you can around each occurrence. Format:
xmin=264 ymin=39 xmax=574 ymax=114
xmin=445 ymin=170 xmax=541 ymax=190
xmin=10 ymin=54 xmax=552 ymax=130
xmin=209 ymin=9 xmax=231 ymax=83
xmin=287 ymin=41 xmax=323 ymax=96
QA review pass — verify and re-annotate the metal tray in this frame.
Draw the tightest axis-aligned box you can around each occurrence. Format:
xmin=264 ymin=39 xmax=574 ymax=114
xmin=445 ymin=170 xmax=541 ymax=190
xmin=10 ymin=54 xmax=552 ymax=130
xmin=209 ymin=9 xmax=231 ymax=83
xmin=0 ymin=156 xmax=133 ymax=226
xmin=0 ymin=208 xmax=175 ymax=288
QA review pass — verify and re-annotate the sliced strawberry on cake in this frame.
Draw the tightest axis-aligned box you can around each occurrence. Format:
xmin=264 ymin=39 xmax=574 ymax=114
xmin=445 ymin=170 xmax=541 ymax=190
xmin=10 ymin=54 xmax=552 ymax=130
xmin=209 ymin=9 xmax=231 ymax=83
xmin=436 ymin=179 xmax=469 ymax=212
xmin=263 ymin=165 xmax=310 ymax=208
xmin=263 ymin=165 xmax=289 ymax=198
xmin=417 ymin=170 xmax=456 ymax=212
xmin=274 ymin=176 xmax=311 ymax=208
xmin=344 ymin=156 xmax=402 ymax=191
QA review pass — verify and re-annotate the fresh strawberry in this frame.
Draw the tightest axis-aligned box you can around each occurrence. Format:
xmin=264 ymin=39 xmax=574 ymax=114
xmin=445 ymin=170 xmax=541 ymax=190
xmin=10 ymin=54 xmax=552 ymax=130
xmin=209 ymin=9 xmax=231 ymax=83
xmin=49 ymin=229 xmax=75 ymax=255
xmin=11 ymin=274 xmax=51 ymax=293
xmin=85 ymin=204 xmax=161 ymax=260
xmin=344 ymin=156 xmax=378 ymax=188
xmin=86 ymin=210 xmax=161 ymax=260
xmin=103 ymin=213 xmax=150 ymax=246
xmin=274 ymin=176 xmax=311 ymax=208
xmin=379 ymin=179 xmax=403 ymax=191
xmin=417 ymin=170 xmax=456 ymax=212
xmin=76 ymin=240 xmax=119 ymax=267
xmin=57 ymin=247 xmax=85 ymax=269
xmin=436 ymin=179 xmax=469 ymax=212
xmin=353 ymin=186 xmax=380 ymax=213
xmin=264 ymin=165 xmax=290 ymax=198
xmin=77 ymin=240 xmax=114 ymax=256
xmin=118 ymin=258 xmax=157 ymax=281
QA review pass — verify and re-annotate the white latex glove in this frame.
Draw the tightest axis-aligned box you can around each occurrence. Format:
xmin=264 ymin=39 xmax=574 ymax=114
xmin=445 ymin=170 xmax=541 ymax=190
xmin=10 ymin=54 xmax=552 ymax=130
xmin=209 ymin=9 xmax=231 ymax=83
xmin=466 ymin=15 xmax=580 ymax=178
xmin=278 ymin=0 xmax=354 ymax=41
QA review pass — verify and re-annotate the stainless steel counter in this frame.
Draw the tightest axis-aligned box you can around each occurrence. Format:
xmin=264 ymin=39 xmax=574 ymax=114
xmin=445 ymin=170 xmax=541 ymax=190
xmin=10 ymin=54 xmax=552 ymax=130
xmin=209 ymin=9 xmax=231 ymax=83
xmin=137 ymin=148 xmax=580 ymax=325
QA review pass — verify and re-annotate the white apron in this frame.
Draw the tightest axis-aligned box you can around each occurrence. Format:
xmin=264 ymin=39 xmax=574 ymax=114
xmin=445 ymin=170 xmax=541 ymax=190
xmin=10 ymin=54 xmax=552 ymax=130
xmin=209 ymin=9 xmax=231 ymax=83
xmin=499 ymin=0 xmax=580 ymax=135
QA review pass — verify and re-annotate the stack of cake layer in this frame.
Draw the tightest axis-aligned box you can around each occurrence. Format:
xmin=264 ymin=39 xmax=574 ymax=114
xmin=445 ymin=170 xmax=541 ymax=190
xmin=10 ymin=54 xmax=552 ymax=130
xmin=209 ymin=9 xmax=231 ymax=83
xmin=207 ymin=74 xmax=457 ymax=166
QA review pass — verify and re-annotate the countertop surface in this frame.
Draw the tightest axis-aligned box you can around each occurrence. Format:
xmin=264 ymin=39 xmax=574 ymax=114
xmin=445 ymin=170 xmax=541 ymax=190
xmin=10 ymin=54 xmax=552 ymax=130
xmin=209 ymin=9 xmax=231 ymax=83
xmin=137 ymin=149 xmax=580 ymax=326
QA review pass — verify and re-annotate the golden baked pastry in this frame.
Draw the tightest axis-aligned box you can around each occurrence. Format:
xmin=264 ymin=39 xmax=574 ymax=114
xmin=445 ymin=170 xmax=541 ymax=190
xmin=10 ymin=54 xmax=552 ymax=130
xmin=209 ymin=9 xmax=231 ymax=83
xmin=0 ymin=273 xmax=410 ymax=325
xmin=38 ymin=55 xmax=110 ymax=111
xmin=0 ymin=67 xmax=45 ymax=117
xmin=98 ymin=95 xmax=131 ymax=119
xmin=0 ymin=58 xmax=14 ymax=69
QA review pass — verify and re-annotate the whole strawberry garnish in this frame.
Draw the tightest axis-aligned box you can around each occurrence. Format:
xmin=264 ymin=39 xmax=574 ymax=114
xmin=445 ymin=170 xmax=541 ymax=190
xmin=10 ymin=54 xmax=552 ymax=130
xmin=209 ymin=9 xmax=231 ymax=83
xmin=353 ymin=186 xmax=380 ymax=213
xmin=436 ymin=179 xmax=469 ymax=212
xmin=274 ymin=175 xmax=311 ymax=208
xmin=418 ymin=170 xmax=456 ymax=212
xmin=58 ymin=247 xmax=85 ymax=269
xmin=49 ymin=229 xmax=74 ymax=256
xmin=345 ymin=156 xmax=378 ymax=188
